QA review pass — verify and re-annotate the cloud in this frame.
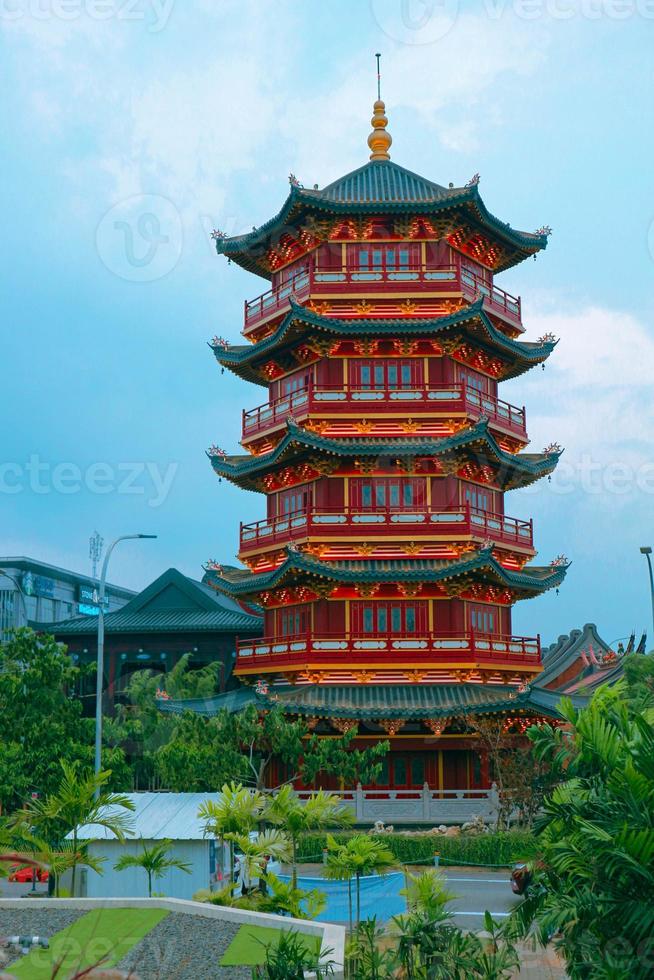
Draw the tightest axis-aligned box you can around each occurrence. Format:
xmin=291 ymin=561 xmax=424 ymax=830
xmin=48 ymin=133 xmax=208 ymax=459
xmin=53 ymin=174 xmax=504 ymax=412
xmin=507 ymin=303 xmax=654 ymax=511
xmin=2 ymin=2 xmax=553 ymax=225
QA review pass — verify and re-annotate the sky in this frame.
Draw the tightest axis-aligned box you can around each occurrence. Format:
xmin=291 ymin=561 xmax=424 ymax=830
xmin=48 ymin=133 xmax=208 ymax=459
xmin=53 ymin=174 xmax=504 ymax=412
xmin=1 ymin=0 xmax=653 ymax=647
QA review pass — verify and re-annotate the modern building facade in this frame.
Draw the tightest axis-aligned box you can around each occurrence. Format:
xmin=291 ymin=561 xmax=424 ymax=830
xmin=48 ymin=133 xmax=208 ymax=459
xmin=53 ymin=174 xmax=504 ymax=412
xmin=198 ymin=98 xmax=570 ymax=794
xmin=0 ymin=556 xmax=134 ymax=640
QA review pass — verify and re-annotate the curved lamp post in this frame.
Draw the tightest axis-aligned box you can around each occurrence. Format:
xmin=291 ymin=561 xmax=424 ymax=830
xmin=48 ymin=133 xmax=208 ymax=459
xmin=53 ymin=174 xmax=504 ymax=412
xmin=639 ymin=546 xmax=654 ymax=645
xmin=94 ymin=534 xmax=157 ymax=791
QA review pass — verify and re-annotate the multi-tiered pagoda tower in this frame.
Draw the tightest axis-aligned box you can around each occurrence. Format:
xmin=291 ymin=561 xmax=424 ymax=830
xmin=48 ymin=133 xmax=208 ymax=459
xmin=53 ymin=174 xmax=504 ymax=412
xmin=206 ymin=98 xmax=568 ymax=792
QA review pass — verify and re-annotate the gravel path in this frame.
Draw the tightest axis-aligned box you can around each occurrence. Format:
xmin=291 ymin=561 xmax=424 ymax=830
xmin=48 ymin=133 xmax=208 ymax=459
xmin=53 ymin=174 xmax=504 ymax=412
xmin=117 ymin=912 xmax=252 ymax=980
xmin=0 ymin=908 xmax=84 ymax=973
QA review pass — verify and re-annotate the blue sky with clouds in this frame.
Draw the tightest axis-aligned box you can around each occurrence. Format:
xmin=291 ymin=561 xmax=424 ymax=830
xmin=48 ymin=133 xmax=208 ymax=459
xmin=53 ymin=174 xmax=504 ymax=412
xmin=1 ymin=0 xmax=653 ymax=646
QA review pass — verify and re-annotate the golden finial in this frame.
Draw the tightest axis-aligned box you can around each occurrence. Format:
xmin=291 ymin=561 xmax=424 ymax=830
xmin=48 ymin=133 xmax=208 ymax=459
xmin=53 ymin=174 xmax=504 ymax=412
xmin=368 ymin=54 xmax=391 ymax=161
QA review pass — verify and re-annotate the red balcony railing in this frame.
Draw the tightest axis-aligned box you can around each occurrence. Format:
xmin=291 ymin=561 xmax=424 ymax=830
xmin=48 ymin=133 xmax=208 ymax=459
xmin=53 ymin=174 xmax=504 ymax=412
xmin=243 ymin=261 xmax=522 ymax=332
xmin=239 ymin=503 xmax=534 ymax=554
xmin=241 ymin=383 xmax=527 ymax=442
xmin=235 ymin=630 xmax=541 ymax=673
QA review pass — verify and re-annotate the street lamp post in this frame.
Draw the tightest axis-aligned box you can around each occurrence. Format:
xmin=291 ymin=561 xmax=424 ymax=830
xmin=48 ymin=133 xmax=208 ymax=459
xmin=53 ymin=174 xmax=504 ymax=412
xmin=640 ymin=546 xmax=654 ymax=644
xmin=94 ymin=534 xmax=157 ymax=791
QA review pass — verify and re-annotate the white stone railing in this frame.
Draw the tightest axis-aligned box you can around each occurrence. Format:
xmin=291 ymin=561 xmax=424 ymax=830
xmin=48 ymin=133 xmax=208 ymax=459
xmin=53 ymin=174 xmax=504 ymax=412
xmin=294 ymin=783 xmax=500 ymax=826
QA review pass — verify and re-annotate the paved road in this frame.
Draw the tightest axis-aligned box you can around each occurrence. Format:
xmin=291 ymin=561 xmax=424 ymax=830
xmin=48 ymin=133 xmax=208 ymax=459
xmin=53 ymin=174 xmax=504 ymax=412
xmin=0 ymin=881 xmax=49 ymax=899
xmin=440 ymin=867 xmax=521 ymax=922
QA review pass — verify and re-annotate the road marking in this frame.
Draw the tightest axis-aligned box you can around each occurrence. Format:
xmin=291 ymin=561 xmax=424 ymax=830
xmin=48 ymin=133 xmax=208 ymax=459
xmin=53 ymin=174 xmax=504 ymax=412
xmin=452 ymin=911 xmax=511 ymax=917
xmin=444 ymin=877 xmax=510 ymax=883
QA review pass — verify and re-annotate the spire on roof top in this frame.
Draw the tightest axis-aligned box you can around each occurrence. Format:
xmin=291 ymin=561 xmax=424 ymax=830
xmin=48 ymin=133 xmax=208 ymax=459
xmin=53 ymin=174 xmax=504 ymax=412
xmin=368 ymin=53 xmax=392 ymax=161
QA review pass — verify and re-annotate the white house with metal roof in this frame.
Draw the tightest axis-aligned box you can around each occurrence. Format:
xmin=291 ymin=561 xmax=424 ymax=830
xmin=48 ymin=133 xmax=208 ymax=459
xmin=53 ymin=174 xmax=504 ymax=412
xmin=73 ymin=792 xmax=227 ymax=900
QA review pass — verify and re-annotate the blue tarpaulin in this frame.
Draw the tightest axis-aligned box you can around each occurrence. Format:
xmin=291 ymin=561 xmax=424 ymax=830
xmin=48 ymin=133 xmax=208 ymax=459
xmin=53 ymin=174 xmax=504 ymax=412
xmin=279 ymin=872 xmax=407 ymax=924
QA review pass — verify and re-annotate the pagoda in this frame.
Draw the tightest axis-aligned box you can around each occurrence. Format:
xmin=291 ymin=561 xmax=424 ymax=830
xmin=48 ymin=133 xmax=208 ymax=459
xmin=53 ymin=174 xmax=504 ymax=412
xmin=204 ymin=90 xmax=569 ymax=793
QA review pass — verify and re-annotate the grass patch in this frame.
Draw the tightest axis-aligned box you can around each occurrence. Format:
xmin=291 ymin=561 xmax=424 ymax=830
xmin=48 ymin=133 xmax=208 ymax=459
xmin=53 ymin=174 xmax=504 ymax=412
xmin=9 ymin=907 xmax=168 ymax=978
xmin=220 ymin=924 xmax=320 ymax=967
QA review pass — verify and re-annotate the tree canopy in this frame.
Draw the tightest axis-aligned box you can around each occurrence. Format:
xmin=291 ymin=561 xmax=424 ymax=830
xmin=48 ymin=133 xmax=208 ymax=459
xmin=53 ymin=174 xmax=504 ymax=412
xmin=0 ymin=629 xmax=129 ymax=811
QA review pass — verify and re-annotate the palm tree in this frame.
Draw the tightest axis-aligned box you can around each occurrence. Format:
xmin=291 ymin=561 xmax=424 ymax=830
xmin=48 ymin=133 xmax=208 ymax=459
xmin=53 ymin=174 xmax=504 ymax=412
xmin=265 ymin=786 xmax=354 ymax=887
xmin=226 ymin=828 xmax=291 ymax=893
xmin=114 ymin=838 xmax=191 ymax=897
xmin=198 ymin=782 xmax=265 ymax=886
xmin=324 ymin=842 xmax=356 ymax=934
xmin=325 ymin=834 xmax=395 ymax=927
xmin=399 ymin=867 xmax=452 ymax=918
xmin=13 ymin=761 xmax=134 ymax=895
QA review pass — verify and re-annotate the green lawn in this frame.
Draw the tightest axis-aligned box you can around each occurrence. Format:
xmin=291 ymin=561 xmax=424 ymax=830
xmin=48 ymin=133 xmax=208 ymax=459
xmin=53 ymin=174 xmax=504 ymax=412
xmin=220 ymin=924 xmax=321 ymax=966
xmin=9 ymin=907 xmax=168 ymax=978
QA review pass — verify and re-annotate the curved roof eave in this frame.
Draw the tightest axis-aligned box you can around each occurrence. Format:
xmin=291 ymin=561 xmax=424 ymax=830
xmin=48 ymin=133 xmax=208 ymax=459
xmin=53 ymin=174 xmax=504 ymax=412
xmin=207 ymin=418 xmax=562 ymax=485
xmin=211 ymin=299 xmax=556 ymax=385
xmin=206 ymin=546 xmax=568 ymax=598
xmin=214 ymin=180 xmax=547 ymax=270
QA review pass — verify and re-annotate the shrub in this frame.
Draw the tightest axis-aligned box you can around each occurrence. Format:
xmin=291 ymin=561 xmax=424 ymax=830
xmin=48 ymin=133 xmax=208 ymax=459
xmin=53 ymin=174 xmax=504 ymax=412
xmin=297 ymin=830 xmax=537 ymax=867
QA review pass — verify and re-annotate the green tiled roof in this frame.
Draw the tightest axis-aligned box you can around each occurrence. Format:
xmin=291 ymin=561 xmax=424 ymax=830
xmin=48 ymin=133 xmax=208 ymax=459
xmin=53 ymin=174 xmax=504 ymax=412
xmin=158 ymin=680 xmax=583 ymax=721
xmin=51 ymin=607 xmax=261 ymax=635
xmin=50 ymin=567 xmax=262 ymax=636
xmin=214 ymin=161 xmax=548 ymax=277
xmin=317 ymin=161 xmax=459 ymax=205
xmin=212 ymin=299 xmax=556 ymax=386
xmin=206 ymin=546 xmax=568 ymax=600
xmin=208 ymin=418 xmax=561 ymax=491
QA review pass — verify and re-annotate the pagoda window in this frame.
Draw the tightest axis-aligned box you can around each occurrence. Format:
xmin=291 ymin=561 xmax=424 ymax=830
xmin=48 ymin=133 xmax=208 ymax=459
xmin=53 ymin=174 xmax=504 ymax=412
xmin=347 ymin=243 xmax=420 ymax=280
xmin=469 ymin=604 xmax=498 ymax=635
xmin=351 ymin=477 xmax=426 ymax=511
xmin=394 ymin=757 xmax=407 ymax=786
xmin=425 ymin=239 xmax=452 ymax=270
xmin=350 ymin=358 xmax=422 ymax=390
xmin=274 ymin=256 xmax=309 ymax=286
xmin=277 ymin=486 xmax=311 ymax=516
xmin=279 ymin=369 xmax=311 ymax=396
xmin=277 ymin=603 xmax=311 ymax=637
xmin=315 ymin=243 xmax=343 ymax=273
xmin=353 ymin=601 xmax=427 ymax=634
xmin=411 ymin=756 xmax=426 ymax=786
xmin=457 ymin=365 xmax=495 ymax=396
xmin=463 ymin=484 xmax=490 ymax=513
xmin=460 ymin=255 xmax=491 ymax=286
xmin=460 ymin=481 xmax=500 ymax=515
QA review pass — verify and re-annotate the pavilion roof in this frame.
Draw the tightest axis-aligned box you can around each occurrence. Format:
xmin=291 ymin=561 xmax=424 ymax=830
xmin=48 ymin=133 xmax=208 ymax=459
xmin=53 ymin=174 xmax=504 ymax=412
xmin=205 ymin=546 xmax=568 ymax=601
xmin=212 ymin=299 xmax=556 ymax=386
xmin=208 ymin=418 xmax=562 ymax=492
xmin=158 ymin=679 xmax=582 ymax=721
xmin=214 ymin=160 xmax=548 ymax=277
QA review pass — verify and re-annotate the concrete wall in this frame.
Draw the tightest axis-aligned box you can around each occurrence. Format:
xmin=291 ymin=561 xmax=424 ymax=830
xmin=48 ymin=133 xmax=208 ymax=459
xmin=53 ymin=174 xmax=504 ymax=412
xmin=85 ymin=839 xmax=211 ymax=901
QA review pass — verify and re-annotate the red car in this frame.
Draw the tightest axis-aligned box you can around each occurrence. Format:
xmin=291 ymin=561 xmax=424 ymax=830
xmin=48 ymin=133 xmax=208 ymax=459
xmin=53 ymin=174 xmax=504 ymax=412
xmin=8 ymin=865 xmax=49 ymax=883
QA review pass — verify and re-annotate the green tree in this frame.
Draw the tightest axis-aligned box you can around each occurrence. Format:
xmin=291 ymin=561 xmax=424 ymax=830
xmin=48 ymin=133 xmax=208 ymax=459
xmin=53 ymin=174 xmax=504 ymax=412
xmin=114 ymin=839 xmax=191 ymax=897
xmin=0 ymin=629 xmax=129 ymax=811
xmin=511 ymin=686 xmax=654 ymax=979
xmin=623 ymin=650 xmax=654 ymax=708
xmin=266 ymin=787 xmax=354 ymax=888
xmin=325 ymin=834 xmax=395 ymax=927
xmin=13 ymin=761 xmax=134 ymax=895
xmin=153 ymin=711 xmax=250 ymax=791
xmin=198 ymin=783 xmax=265 ymax=886
xmin=105 ymin=653 xmax=227 ymax=790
